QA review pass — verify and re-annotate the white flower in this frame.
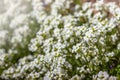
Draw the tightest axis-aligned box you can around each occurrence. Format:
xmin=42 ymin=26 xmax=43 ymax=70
xmin=107 ymin=52 xmax=115 ymax=57
xmin=117 ymin=43 xmax=120 ymax=50
xmin=98 ymin=71 xmax=109 ymax=79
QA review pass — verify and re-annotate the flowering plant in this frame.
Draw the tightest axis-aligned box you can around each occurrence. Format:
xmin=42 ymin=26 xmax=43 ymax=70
xmin=0 ymin=0 xmax=120 ymax=80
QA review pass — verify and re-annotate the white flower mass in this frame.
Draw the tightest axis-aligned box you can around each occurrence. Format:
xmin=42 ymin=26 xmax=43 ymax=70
xmin=0 ymin=0 xmax=120 ymax=80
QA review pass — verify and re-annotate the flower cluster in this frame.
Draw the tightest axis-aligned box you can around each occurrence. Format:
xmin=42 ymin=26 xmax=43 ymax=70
xmin=0 ymin=0 xmax=120 ymax=80
xmin=93 ymin=71 xmax=117 ymax=80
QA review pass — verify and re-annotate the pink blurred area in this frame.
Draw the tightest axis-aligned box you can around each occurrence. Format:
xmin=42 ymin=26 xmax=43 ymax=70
xmin=82 ymin=0 xmax=120 ymax=6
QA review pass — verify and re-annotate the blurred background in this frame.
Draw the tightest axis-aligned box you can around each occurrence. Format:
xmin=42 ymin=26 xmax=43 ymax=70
xmin=83 ymin=0 xmax=120 ymax=6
